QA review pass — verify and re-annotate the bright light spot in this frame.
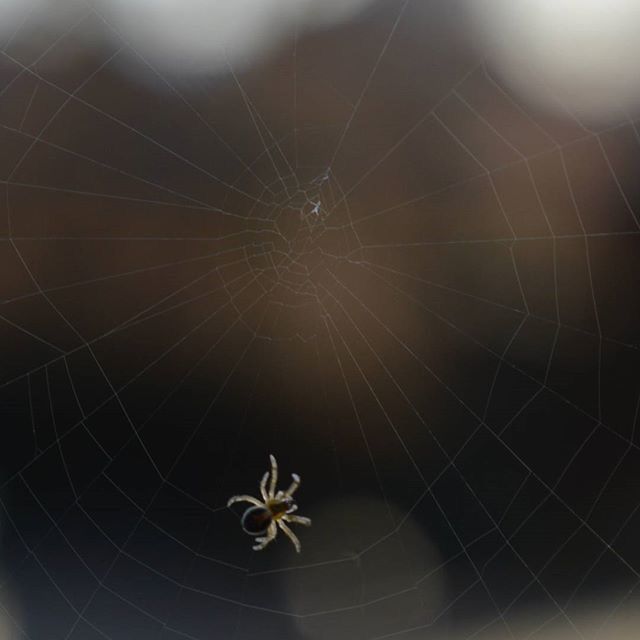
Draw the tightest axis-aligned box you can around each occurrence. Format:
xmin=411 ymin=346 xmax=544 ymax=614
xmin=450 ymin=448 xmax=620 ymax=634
xmin=0 ymin=0 xmax=375 ymax=76
xmin=463 ymin=0 xmax=640 ymax=122
xmin=284 ymin=497 xmax=444 ymax=639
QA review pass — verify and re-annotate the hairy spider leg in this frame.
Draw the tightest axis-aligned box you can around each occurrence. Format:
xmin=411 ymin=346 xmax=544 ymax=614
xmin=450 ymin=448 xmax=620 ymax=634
xmin=278 ymin=520 xmax=301 ymax=553
xmin=227 ymin=495 xmax=263 ymax=508
xmin=253 ymin=522 xmax=277 ymax=551
xmin=283 ymin=514 xmax=311 ymax=527
xmin=268 ymin=454 xmax=278 ymax=499
xmin=283 ymin=473 xmax=300 ymax=498
xmin=259 ymin=471 xmax=270 ymax=502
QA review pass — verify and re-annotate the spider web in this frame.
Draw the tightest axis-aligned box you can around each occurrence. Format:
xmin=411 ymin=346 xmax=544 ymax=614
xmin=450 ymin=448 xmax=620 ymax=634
xmin=1 ymin=1 xmax=640 ymax=639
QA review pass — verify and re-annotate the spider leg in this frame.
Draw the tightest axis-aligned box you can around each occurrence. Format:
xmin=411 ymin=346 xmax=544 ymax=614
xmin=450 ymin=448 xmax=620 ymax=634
xmin=268 ymin=454 xmax=278 ymax=499
xmin=282 ymin=514 xmax=311 ymax=527
xmin=253 ymin=522 xmax=277 ymax=551
xmin=283 ymin=473 xmax=300 ymax=498
xmin=277 ymin=520 xmax=301 ymax=553
xmin=259 ymin=471 xmax=270 ymax=502
xmin=285 ymin=503 xmax=298 ymax=515
xmin=227 ymin=495 xmax=263 ymax=508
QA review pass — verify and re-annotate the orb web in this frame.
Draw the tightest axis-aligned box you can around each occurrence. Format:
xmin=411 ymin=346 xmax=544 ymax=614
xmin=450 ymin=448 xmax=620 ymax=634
xmin=0 ymin=2 xmax=639 ymax=640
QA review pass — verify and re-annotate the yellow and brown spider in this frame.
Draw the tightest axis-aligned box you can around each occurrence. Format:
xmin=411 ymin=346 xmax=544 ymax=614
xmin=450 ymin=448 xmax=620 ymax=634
xmin=227 ymin=454 xmax=311 ymax=552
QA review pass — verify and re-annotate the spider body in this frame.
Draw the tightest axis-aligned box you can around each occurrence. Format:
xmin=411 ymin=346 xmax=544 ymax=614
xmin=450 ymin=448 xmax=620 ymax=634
xmin=228 ymin=455 xmax=311 ymax=552
xmin=241 ymin=497 xmax=294 ymax=535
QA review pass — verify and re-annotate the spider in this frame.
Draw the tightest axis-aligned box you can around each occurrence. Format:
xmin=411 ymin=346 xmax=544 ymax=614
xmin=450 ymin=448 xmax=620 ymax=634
xmin=227 ymin=454 xmax=311 ymax=553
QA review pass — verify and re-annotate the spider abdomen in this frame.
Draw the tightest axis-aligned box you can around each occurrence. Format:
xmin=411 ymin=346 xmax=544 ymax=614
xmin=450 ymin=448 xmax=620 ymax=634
xmin=241 ymin=506 xmax=272 ymax=536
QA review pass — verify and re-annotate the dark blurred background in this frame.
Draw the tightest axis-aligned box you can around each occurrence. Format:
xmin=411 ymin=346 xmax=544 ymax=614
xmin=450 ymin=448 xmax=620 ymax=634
xmin=0 ymin=1 xmax=639 ymax=638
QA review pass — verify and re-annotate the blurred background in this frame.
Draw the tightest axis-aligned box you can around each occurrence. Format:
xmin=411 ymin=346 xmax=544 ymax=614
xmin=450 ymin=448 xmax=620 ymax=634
xmin=0 ymin=0 xmax=639 ymax=638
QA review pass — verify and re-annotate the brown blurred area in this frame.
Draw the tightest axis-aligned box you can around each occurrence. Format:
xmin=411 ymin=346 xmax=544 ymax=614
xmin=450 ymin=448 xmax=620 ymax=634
xmin=1 ymin=2 xmax=638 ymax=402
